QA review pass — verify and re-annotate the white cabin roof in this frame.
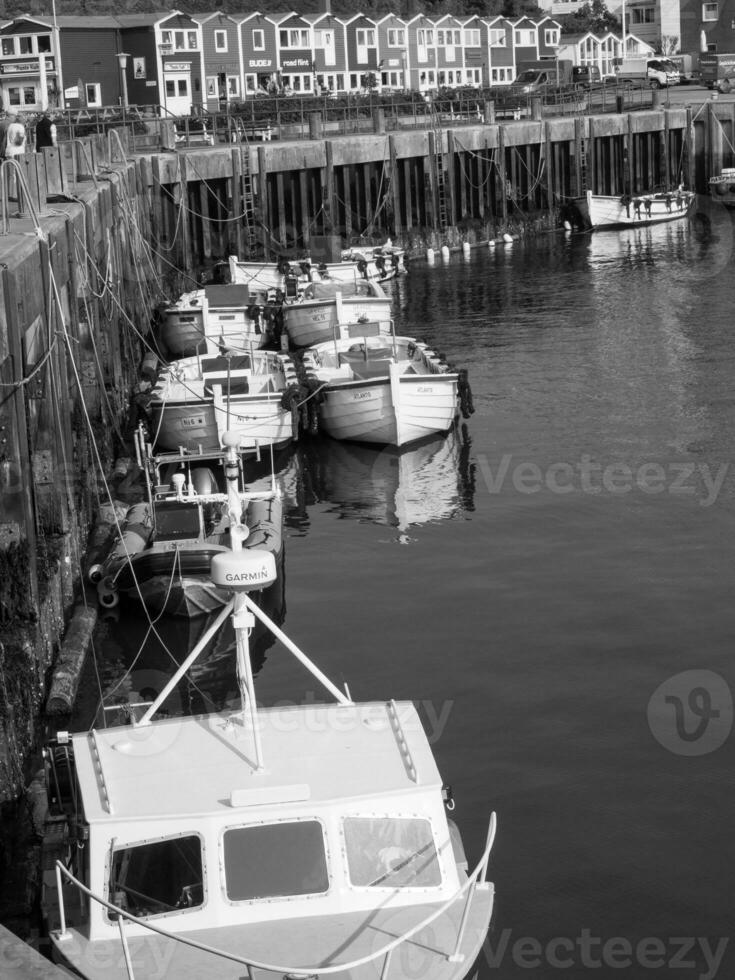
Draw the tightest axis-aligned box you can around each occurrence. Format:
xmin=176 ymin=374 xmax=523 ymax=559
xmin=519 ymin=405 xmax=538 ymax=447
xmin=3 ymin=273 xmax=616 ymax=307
xmin=73 ymin=701 xmax=441 ymax=824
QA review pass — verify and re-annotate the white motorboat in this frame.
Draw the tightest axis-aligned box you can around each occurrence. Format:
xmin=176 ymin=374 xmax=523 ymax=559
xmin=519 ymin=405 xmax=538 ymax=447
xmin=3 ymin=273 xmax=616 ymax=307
xmin=90 ymin=428 xmax=283 ymax=618
xmin=41 ymin=435 xmax=497 ymax=980
xmin=158 ymin=284 xmax=276 ymax=359
xmin=583 ymin=187 xmax=694 ymax=229
xmin=283 ymin=278 xmax=393 ymax=350
xmin=302 ymin=333 xmax=474 ymax=447
xmin=146 ymin=349 xmax=301 ymax=454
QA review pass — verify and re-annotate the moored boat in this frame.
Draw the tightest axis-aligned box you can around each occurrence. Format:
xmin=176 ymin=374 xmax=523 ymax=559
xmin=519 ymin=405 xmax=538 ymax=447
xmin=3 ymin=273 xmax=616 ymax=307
xmin=302 ymin=334 xmax=474 ymax=447
xmin=709 ymin=167 xmax=735 ymax=208
xmin=158 ymin=284 xmax=276 ymax=359
xmin=146 ymin=349 xmax=301 ymax=454
xmin=283 ymin=278 xmax=393 ymax=350
xmin=42 ymin=459 xmax=497 ymax=979
xmin=90 ymin=430 xmax=283 ymax=618
xmin=582 ymin=187 xmax=694 ymax=229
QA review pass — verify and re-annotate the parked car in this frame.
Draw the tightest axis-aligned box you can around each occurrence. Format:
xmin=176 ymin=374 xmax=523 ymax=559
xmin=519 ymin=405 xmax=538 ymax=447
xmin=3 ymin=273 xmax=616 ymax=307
xmin=571 ymin=65 xmax=601 ymax=88
xmin=716 ymin=70 xmax=735 ymax=93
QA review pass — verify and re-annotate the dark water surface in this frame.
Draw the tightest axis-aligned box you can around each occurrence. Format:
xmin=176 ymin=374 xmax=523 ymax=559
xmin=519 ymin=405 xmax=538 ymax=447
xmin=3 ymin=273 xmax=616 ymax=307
xmin=85 ymin=205 xmax=735 ymax=979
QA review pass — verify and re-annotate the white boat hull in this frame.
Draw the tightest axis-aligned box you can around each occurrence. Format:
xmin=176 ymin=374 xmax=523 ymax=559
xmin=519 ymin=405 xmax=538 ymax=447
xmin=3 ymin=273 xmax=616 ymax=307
xmin=284 ymin=297 xmax=393 ymax=349
xmin=585 ymin=189 xmax=694 ymax=229
xmin=710 ymin=170 xmax=735 ymax=208
xmin=150 ymin=396 xmax=293 ymax=454
xmin=318 ymin=370 xmax=459 ymax=447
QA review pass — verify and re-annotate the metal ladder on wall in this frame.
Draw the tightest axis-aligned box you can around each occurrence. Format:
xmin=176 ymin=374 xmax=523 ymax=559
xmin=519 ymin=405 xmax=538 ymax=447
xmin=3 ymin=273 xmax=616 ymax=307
xmin=579 ymin=136 xmax=588 ymax=192
xmin=240 ymin=150 xmax=258 ymax=256
xmin=432 ymin=114 xmax=449 ymax=232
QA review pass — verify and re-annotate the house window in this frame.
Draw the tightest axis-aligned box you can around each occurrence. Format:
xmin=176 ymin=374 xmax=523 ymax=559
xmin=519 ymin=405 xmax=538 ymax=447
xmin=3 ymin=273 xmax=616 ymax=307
xmin=437 ymin=29 xmax=461 ymax=46
xmin=464 ymin=29 xmax=480 ymax=46
xmin=417 ymin=29 xmax=434 ymax=46
xmin=388 ymin=29 xmax=405 ymax=46
xmin=214 ymin=30 xmax=227 ymax=52
xmin=279 ymin=28 xmax=310 ymax=48
xmin=702 ymin=2 xmax=718 ymax=19
xmin=1 ymin=38 xmax=15 ymax=56
xmin=252 ymin=29 xmax=264 ymax=50
xmin=356 ymin=29 xmax=375 ymax=46
xmin=515 ymin=29 xmax=536 ymax=45
xmin=18 ymin=36 xmax=33 ymax=55
xmin=160 ymin=30 xmax=172 ymax=46
xmin=632 ymin=8 xmax=656 ymax=23
xmin=38 ymin=35 xmax=52 ymax=53
xmin=466 ymin=67 xmax=481 ymax=85
xmin=7 ymin=85 xmax=37 ymax=107
xmin=489 ymin=29 xmax=507 ymax=47
xmin=544 ymin=28 xmax=560 ymax=45
xmin=187 ymin=31 xmax=197 ymax=48
xmin=491 ymin=67 xmax=513 ymax=84
xmin=85 ymin=83 xmax=102 ymax=107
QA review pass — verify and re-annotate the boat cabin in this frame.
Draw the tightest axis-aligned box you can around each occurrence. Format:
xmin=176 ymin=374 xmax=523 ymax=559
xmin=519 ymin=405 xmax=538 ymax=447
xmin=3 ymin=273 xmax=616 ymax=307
xmin=52 ymin=701 xmax=464 ymax=948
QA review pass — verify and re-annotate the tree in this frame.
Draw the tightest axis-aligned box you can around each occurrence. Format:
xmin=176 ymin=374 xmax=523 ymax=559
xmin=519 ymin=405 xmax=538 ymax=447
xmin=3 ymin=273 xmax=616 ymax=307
xmin=559 ymin=0 xmax=620 ymax=35
xmin=657 ymin=35 xmax=680 ymax=55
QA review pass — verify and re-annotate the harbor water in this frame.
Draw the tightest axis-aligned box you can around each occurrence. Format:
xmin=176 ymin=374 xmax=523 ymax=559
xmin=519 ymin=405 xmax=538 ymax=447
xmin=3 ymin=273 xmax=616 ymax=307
xmin=76 ymin=202 xmax=735 ymax=979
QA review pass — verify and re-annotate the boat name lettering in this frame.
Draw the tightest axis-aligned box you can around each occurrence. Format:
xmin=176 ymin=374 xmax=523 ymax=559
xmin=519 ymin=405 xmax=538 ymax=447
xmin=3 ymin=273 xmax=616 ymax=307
xmin=181 ymin=416 xmax=205 ymax=427
xmin=353 ymin=390 xmax=374 ymax=400
xmin=225 ymin=567 xmax=270 ymax=582
xmin=416 ymin=386 xmax=435 ymax=393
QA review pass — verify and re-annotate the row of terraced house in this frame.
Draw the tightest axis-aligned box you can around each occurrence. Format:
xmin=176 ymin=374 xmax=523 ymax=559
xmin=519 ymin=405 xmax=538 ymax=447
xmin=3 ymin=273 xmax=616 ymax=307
xmin=0 ymin=9 xmax=654 ymax=118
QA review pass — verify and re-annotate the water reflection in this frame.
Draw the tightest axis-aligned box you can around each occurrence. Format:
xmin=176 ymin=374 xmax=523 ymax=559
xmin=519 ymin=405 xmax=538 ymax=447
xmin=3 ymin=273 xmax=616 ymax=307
xmin=293 ymin=426 xmax=476 ymax=542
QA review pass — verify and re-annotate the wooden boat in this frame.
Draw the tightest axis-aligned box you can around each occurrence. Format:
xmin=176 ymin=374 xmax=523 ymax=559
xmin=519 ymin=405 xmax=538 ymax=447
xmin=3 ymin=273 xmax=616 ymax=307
xmin=146 ymin=349 xmax=300 ymax=454
xmin=283 ymin=278 xmax=393 ymax=350
xmin=158 ymin=284 xmax=276 ymax=359
xmin=709 ymin=167 xmax=735 ymax=208
xmin=90 ymin=430 xmax=283 ymax=618
xmin=583 ymin=187 xmax=694 ymax=229
xmin=42 ymin=459 xmax=497 ymax=979
xmin=302 ymin=333 xmax=474 ymax=447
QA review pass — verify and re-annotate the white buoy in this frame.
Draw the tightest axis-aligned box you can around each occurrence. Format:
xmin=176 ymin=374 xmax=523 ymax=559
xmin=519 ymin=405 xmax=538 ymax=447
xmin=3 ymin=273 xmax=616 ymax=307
xmin=462 ymin=242 xmax=471 ymax=259
xmin=440 ymin=245 xmax=450 ymax=261
xmin=503 ymin=233 xmax=514 ymax=243
xmin=563 ymin=220 xmax=572 ymax=232
xmin=488 ymin=239 xmax=496 ymax=248
xmin=426 ymin=247 xmax=435 ymax=264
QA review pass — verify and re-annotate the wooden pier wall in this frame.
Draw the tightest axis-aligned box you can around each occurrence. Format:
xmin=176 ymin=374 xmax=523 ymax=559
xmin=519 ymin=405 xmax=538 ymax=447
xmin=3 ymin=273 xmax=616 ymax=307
xmin=0 ymin=102 xmax=733 ymax=806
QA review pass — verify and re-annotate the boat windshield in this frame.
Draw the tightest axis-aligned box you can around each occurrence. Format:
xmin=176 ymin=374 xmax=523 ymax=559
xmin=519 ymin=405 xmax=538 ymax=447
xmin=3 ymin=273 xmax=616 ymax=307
xmin=108 ymin=834 xmax=204 ymax=919
xmin=343 ymin=816 xmax=442 ymax=888
xmin=223 ymin=820 xmax=328 ymax=900
xmin=154 ymin=502 xmax=202 ymax=540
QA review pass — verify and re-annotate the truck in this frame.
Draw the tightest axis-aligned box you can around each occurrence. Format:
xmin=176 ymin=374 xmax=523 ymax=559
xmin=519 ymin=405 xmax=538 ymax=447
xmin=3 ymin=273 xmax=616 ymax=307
xmin=667 ymin=53 xmax=699 ymax=84
xmin=613 ymin=57 xmax=680 ymax=88
xmin=508 ymin=60 xmax=574 ymax=95
xmin=699 ymin=52 xmax=735 ymax=90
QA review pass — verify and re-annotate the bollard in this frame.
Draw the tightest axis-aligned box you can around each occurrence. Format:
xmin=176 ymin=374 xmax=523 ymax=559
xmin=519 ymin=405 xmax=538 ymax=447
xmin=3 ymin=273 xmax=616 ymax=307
xmin=462 ymin=242 xmax=471 ymax=259
xmin=372 ymin=107 xmax=386 ymax=134
xmin=530 ymin=96 xmax=542 ymax=121
xmin=652 ymin=87 xmax=662 ymax=109
xmin=426 ymin=247 xmax=435 ymax=263
xmin=483 ymin=100 xmax=495 ymax=125
xmin=441 ymin=244 xmax=450 ymax=261
xmin=616 ymin=94 xmax=625 ymax=114
xmin=309 ymin=112 xmax=324 ymax=140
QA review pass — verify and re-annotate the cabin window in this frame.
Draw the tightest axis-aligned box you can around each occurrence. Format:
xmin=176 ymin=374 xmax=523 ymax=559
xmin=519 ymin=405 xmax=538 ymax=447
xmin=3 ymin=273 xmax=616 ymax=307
xmin=108 ymin=834 xmax=204 ymax=919
xmin=223 ymin=820 xmax=328 ymax=901
xmin=343 ymin=817 xmax=442 ymax=888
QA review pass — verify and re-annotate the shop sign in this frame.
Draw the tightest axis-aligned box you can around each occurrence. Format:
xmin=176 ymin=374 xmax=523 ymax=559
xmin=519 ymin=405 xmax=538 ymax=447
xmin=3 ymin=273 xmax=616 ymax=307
xmin=248 ymin=59 xmax=273 ymax=68
xmin=0 ymin=59 xmax=54 ymax=74
xmin=164 ymin=62 xmax=191 ymax=72
xmin=281 ymin=57 xmax=311 ymax=69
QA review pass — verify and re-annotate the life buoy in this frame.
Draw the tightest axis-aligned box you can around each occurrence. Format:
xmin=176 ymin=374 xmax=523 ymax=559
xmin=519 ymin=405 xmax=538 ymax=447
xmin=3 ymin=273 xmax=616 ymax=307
xmin=277 ymin=259 xmax=291 ymax=276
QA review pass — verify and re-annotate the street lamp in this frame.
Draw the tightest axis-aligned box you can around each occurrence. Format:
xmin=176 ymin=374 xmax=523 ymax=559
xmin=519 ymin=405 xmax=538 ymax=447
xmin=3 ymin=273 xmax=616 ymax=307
xmin=117 ymin=52 xmax=130 ymax=108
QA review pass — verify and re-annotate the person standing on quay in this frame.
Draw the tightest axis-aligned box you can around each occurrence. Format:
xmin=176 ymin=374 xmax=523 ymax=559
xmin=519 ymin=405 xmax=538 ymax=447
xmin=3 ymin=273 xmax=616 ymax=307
xmin=35 ymin=111 xmax=57 ymax=151
xmin=4 ymin=113 xmax=27 ymax=158
xmin=0 ymin=111 xmax=10 ymax=157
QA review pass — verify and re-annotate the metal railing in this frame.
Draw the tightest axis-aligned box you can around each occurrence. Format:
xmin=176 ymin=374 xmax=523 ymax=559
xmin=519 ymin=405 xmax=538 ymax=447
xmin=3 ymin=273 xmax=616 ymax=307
xmin=53 ymin=811 xmax=497 ymax=980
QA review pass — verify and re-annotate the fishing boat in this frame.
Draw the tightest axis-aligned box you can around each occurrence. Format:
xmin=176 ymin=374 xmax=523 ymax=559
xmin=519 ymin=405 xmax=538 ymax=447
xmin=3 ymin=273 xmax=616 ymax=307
xmin=158 ymin=284 xmax=276 ymax=359
xmin=283 ymin=278 xmax=393 ymax=350
xmin=583 ymin=187 xmax=694 ymax=229
xmin=228 ymin=242 xmax=405 ymax=293
xmin=302 ymin=332 xmax=474 ymax=447
xmin=42 ymin=437 xmax=497 ymax=979
xmin=90 ymin=429 xmax=283 ymax=618
xmin=145 ymin=348 xmax=301 ymax=454
xmin=709 ymin=167 xmax=735 ymax=208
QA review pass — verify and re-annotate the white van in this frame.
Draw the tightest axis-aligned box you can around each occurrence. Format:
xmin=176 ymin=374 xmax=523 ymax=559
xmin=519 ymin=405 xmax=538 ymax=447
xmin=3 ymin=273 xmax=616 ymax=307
xmin=614 ymin=57 xmax=681 ymax=88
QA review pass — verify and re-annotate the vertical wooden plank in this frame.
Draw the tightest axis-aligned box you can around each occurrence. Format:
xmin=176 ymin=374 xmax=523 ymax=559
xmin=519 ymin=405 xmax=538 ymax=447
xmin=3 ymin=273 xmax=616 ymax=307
xmin=199 ymin=182 xmax=212 ymax=260
xmin=298 ymin=166 xmax=310 ymax=251
xmin=275 ymin=172 xmax=287 ymax=251
xmin=389 ymin=135 xmax=401 ymax=237
xmin=544 ymin=123 xmax=554 ymax=218
xmin=497 ymin=125 xmax=508 ymax=226
xmin=342 ymin=166 xmax=353 ymax=240
xmin=661 ymin=111 xmax=670 ymax=189
xmin=362 ymin=162 xmax=372 ymax=236
xmin=324 ymin=139 xmax=335 ymax=236
xmin=426 ymin=131 xmax=438 ymax=230
xmin=230 ymin=147 xmax=244 ymax=258
xmin=257 ymin=145 xmax=270 ymax=259
xmin=445 ymin=130 xmax=457 ymax=226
